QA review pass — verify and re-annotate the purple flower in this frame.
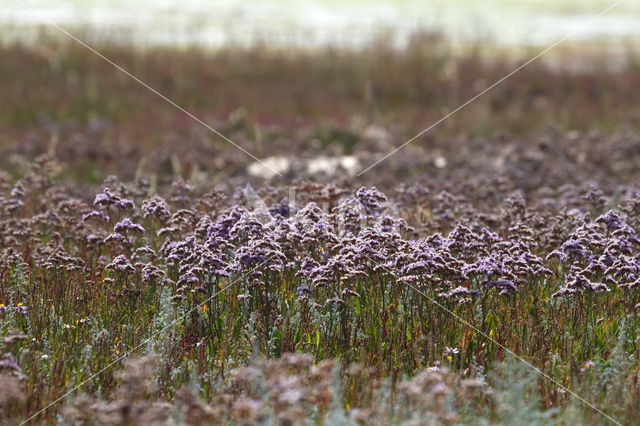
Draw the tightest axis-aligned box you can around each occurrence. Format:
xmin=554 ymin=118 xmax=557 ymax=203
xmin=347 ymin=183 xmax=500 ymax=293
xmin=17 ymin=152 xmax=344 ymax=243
xmin=94 ymin=188 xmax=134 ymax=210
xmin=355 ymin=186 xmax=388 ymax=211
xmin=142 ymin=196 xmax=171 ymax=222
xmin=484 ymin=278 xmax=517 ymax=295
xmin=106 ymin=255 xmax=136 ymax=274
xmin=142 ymin=264 xmax=164 ymax=282
xmin=82 ymin=210 xmax=109 ymax=222
xmin=297 ymin=285 xmax=311 ymax=296
xmin=596 ymin=210 xmax=624 ymax=231
xmin=177 ymin=270 xmax=200 ymax=286
xmin=115 ymin=198 xmax=134 ymax=210
xmin=114 ymin=218 xmax=145 ymax=234
xmin=94 ymin=188 xmax=118 ymax=206
xmin=269 ymin=200 xmax=290 ymax=218
xmin=104 ymin=232 xmax=127 ymax=244
xmin=439 ymin=286 xmax=480 ymax=300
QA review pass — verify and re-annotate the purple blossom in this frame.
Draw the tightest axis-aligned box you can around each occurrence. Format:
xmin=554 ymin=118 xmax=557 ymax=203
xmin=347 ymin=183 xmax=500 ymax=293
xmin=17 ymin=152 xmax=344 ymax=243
xmin=355 ymin=186 xmax=388 ymax=211
xmin=94 ymin=188 xmax=134 ymax=210
xmin=82 ymin=210 xmax=109 ymax=222
xmin=94 ymin=188 xmax=118 ymax=206
xmin=106 ymin=255 xmax=136 ymax=274
xmin=114 ymin=218 xmax=145 ymax=234
xmin=596 ymin=210 xmax=624 ymax=231
xmin=142 ymin=196 xmax=171 ymax=222
xmin=439 ymin=286 xmax=480 ymax=300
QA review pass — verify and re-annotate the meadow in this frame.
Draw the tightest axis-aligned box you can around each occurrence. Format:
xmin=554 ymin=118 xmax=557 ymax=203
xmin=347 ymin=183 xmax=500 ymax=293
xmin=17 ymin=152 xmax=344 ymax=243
xmin=1 ymin=31 xmax=640 ymax=425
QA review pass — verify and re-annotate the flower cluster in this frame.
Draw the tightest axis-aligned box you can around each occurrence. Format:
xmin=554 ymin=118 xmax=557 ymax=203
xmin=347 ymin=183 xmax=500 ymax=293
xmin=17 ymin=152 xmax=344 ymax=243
xmin=549 ymin=210 xmax=640 ymax=297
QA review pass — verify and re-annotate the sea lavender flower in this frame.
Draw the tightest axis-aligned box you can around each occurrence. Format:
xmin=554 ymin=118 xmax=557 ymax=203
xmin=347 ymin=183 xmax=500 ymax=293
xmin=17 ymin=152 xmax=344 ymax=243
xmin=82 ymin=210 xmax=109 ymax=223
xmin=142 ymin=196 xmax=171 ymax=222
xmin=596 ymin=210 xmax=624 ymax=231
xmin=341 ymin=288 xmax=360 ymax=298
xmin=325 ymin=297 xmax=345 ymax=306
xmin=355 ymin=186 xmax=388 ymax=211
xmin=106 ymin=255 xmax=136 ymax=274
xmin=552 ymin=286 xmax=579 ymax=298
xmin=114 ymin=218 xmax=145 ymax=234
xmin=141 ymin=264 xmax=164 ymax=283
xmin=94 ymin=188 xmax=118 ymax=207
xmin=620 ymin=278 xmax=640 ymax=289
xmin=133 ymin=246 xmax=156 ymax=261
xmin=484 ymin=278 xmax=517 ymax=295
xmin=269 ymin=200 xmax=290 ymax=218
xmin=115 ymin=198 xmax=134 ymax=210
xmin=177 ymin=270 xmax=200 ymax=286
xmin=439 ymin=286 xmax=480 ymax=300
xmin=104 ymin=232 xmax=127 ymax=244
xmin=297 ymin=285 xmax=311 ymax=296
xmin=94 ymin=188 xmax=134 ymax=210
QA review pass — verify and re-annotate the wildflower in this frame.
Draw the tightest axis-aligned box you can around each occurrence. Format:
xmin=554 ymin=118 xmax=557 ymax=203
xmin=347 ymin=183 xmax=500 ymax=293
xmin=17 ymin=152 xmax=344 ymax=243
xmin=106 ymin=255 xmax=136 ymax=275
xmin=158 ymin=226 xmax=179 ymax=237
xmin=325 ymin=297 xmax=345 ymax=306
xmin=177 ymin=271 xmax=199 ymax=286
xmin=115 ymin=198 xmax=134 ymax=210
xmin=94 ymin=188 xmax=134 ymax=210
xmin=444 ymin=347 xmax=460 ymax=355
xmin=596 ymin=210 xmax=624 ymax=231
xmin=581 ymin=360 xmax=596 ymax=372
xmin=269 ymin=200 xmax=290 ymax=218
xmin=114 ymin=218 xmax=145 ymax=234
xmin=85 ymin=233 xmax=104 ymax=245
xmin=141 ymin=264 xmax=164 ymax=283
xmin=142 ymin=196 xmax=171 ymax=221
xmin=355 ymin=186 xmax=388 ymax=211
xmin=444 ymin=347 xmax=460 ymax=361
xmin=484 ymin=278 xmax=518 ymax=295
xmin=341 ymin=288 xmax=360 ymax=298
xmin=552 ymin=287 xmax=578 ymax=298
xmin=104 ymin=232 xmax=127 ymax=244
xmin=94 ymin=188 xmax=118 ymax=206
xmin=82 ymin=210 xmax=109 ymax=222
xmin=296 ymin=285 xmax=311 ymax=296
xmin=439 ymin=286 xmax=480 ymax=301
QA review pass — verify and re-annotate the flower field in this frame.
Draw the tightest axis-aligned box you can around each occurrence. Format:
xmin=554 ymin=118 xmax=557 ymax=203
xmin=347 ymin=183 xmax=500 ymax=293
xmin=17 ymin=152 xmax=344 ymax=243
xmin=1 ymin=34 xmax=640 ymax=425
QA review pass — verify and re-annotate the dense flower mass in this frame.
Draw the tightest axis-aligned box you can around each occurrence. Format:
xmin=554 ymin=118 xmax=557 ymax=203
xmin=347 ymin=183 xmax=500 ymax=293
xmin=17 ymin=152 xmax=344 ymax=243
xmin=3 ymin=140 xmax=640 ymax=423
xmin=4 ymin=156 xmax=640 ymax=305
xmin=5 ymin=32 xmax=640 ymax=423
xmin=4 ymin=157 xmax=640 ymax=315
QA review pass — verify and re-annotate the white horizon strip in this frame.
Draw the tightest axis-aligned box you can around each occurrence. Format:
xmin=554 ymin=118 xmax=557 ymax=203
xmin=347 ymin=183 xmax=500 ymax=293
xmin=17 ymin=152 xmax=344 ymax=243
xmin=19 ymin=259 xmax=272 ymax=425
xmin=356 ymin=0 xmax=625 ymax=176
xmin=15 ymin=0 xmax=283 ymax=178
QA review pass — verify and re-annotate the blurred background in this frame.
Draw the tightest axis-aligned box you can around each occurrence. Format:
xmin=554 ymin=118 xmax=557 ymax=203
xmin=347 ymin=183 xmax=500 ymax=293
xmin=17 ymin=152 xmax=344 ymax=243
xmin=3 ymin=0 xmax=640 ymax=48
xmin=1 ymin=1 xmax=640 ymax=184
